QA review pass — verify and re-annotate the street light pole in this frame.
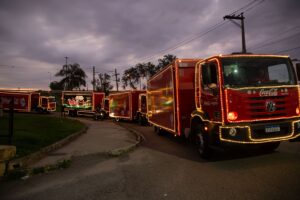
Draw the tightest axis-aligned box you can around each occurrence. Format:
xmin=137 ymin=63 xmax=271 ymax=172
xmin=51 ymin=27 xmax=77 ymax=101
xmin=224 ymin=12 xmax=247 ymax=53
xmin=48 ymin=72 xmax=52 ymax=85
xmin=64 ymin=56 xmax=68 ymax=90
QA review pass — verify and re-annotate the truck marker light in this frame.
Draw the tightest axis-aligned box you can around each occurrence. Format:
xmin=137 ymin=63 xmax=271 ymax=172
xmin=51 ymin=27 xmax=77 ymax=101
xmin=229 ymin=128 xmax=237 ymax=136
xmin=227 ymin=111 xmax=238 ymax=121
xmin=296 ymin=107 xmax=300 ymax=115
xmin=204 ymin=126 xmax=208 ymax=131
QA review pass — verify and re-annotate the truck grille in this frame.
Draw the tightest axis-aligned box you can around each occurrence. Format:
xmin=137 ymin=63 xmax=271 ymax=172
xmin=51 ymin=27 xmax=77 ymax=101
xmin=245 ymin=95 xmax=288 ymax=119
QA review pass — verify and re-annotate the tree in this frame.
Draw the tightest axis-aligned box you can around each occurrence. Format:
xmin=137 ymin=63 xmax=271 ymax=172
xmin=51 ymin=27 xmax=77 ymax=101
xmin=49 ymin=81 xmax=64 ymax=90
xmin=96 ymin=73 xmax=113 ymax=96
xmin=121 ymin=54 xmax=176 ymax=89
xmin=157 ymin=54 xmax=177 ymax=71
xmin=55 ymin=63 xmax=87 ymax=90
xmin=122 ymin=67 xmax=139 ymax=89
xmin=145 ymin=62 xmax=157 ymax=78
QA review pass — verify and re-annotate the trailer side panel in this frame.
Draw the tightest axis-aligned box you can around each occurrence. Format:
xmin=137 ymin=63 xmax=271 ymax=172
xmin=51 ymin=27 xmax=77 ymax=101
xmin=147 ymin=65 xmax=176 ymax=133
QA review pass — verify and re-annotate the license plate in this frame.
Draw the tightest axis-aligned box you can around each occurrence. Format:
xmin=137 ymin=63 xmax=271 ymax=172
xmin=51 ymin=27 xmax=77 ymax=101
xmin=265 ymin=125 xmax=280 ymax=133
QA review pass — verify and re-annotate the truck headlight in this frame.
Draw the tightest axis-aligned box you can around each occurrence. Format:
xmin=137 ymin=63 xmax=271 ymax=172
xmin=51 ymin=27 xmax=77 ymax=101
xmin=227 ymin=111 xmax=238 ymax=121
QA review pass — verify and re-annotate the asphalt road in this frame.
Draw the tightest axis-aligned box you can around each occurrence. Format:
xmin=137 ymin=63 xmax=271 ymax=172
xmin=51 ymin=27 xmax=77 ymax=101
xmin=1 ymin=121 xmax=300 ymax=200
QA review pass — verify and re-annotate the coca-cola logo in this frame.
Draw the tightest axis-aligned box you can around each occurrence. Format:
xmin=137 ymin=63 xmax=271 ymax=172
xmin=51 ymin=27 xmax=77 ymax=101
xmin=259 ymin=88 xmax=278 ymax=97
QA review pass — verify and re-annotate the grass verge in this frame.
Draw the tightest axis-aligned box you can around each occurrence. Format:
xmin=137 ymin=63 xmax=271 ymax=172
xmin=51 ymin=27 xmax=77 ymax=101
xmin=0 ymin=113 xmax=85 ymax=158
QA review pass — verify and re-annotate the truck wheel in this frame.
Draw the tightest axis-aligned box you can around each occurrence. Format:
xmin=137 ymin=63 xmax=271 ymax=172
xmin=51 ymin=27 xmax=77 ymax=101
xmin=154 ymin=126 xmax=163 ymax=135
xmin=37 ymin=108 xmax=43 ymax=114
xmin=260 ymin=142 xmax=280 ymax=152
xmin=194 ymin=124 xmax=212 ymax=159
xmin=138 ymin=115 xmax=143 ymax=126
xmin=99 ymin=111 xmax=106 ymax=120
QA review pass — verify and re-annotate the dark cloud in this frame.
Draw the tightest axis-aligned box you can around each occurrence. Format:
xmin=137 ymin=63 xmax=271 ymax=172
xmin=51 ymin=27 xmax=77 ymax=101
xmin=0 ymin=0 xmax=299 ymax=89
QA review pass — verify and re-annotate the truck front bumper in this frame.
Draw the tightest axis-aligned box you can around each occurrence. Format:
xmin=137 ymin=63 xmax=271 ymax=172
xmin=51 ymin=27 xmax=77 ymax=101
xmin=219 ymin=119 xmax=300 ymax=144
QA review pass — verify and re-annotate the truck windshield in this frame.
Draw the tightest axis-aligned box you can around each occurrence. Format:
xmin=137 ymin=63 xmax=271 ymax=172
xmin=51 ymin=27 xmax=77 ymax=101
xmin=48 ymin=98 xmax=56 ymax=102
xmin=222 ymin=57 xmax=296 ymax=88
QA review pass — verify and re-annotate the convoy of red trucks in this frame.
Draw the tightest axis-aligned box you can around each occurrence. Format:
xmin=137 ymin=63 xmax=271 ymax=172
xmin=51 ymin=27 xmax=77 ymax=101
xmin=0 ymin=90 xmax=56 ymax=113
xmin=147 ymin=55 xmax=300 ymax=158
xmin=3 ymin=53 xmax=300 ymax=159
xmin=61 ymin=91 xmax=105 ymax=118
xmin=109 ymin=90 xmax=146 ymax=121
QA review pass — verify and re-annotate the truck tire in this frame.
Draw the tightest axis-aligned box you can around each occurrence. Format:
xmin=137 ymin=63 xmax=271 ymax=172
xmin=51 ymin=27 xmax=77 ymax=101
xmin=193 ymin=124 xmax=213 ymax=159
xmin=69 ymin=110 xmax=77 ymax=117
xmin=260 ymin=142 xmax=280 ymax=152
xmin=154 ymin=126 xmax=163 ymax=135
xmin=138 ymin=115 xmax=143 ymax=126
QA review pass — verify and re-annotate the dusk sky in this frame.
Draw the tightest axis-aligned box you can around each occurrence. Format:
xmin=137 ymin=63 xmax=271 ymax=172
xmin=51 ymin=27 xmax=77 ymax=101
xmin=0 ymin=0 xmax=299 ymax=90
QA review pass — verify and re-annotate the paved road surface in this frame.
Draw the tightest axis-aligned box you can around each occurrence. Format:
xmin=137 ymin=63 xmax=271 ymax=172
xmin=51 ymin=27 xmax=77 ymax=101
xmin=1 ymin=121 xmax=299 ymax=200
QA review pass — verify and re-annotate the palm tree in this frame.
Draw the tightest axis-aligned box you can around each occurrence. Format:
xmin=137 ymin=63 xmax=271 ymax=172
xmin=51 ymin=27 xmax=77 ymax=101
xmin=56 ymin=63 xmax=87 ymax=90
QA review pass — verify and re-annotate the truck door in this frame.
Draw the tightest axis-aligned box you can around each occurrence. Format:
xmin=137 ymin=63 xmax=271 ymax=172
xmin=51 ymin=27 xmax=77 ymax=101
xmin=200 ymin=61 xmax=222 ymax=121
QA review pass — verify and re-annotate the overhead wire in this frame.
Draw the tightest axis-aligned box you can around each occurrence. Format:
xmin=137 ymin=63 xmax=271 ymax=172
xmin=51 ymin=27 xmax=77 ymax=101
xmin=133 ymin=0 xmax=266 ymax=64
xmin=249 ymin=24 xmax=300 ymax=51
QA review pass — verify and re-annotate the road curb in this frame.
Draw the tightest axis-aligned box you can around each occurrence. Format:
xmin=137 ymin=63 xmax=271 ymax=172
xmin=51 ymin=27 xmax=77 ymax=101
xmin=4 ymin=121 xmax=145 ymax=180
xmin=8 ymin=123 xmax=88 ymax=170
xmin=107 ymin=124 xmax=145 ymax=156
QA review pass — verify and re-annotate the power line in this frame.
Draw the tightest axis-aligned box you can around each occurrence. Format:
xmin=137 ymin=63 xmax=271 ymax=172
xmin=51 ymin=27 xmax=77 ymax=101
xmin=251 ymin=31 xmax=300 ymax=51
xmin=132 ymin=0 xmax=266 ymax=64
xmin=230 ymin=0 xmax=263 ymax=15
xmin=249 ymin=24 xmax=300 ymax=50
xmin=274 ymin=46 xmax=300 ymax=54
xmin=138 ymin=21 xmax=228 ymax=63
xmin=240 ymin=0 xmax=266 ymax=13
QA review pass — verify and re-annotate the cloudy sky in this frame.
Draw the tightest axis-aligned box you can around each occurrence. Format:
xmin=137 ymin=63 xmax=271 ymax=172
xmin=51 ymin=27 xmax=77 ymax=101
xmin=0 ymin=0 xmax=299 ymax=90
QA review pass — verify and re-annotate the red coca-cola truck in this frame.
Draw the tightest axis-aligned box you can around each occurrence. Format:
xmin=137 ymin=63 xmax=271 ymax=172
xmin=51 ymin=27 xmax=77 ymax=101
xmin=0 ymin=91 xmax=56 ymax=113
xmin=109 ymin=90 xmax=146 ymax=121
xmin=62 ymin=91 xmax=105 ymax=118
xmin=148 ymin=55 xmax=300 ymax=158
xmin=136 ymin=93 xmax=148 ymax=125
xmin=96 ymin=97 xmax=110 ymax=120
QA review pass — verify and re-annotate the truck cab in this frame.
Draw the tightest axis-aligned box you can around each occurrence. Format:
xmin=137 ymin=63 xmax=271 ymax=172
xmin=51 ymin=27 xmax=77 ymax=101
xmin=136 ymin=93 xmax=148 ymax=125
xmin=191 ymin=54 xmax=300 ymax=157
xmin=38 ymin=96 xmax=56 ymax=113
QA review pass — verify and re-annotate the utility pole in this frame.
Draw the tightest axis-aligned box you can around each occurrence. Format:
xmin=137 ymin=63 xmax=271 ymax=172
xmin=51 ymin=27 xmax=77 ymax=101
xmin=114 ymin=68 xmax=120 ymax=91
xmin=93 ymin=66 xmax=95 ymax=91
xmin=64 ymin=56 xmax=69 ymax=90
xmin=224 ymin=12 xmax=247 ymax=53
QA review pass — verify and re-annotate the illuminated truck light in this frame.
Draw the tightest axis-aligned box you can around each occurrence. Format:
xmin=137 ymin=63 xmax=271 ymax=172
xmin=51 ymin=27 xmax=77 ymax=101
xmin=227 ymin=111 xmax=238 ymax=121
xmin=296 ymin=107 xmax=300 ymax=115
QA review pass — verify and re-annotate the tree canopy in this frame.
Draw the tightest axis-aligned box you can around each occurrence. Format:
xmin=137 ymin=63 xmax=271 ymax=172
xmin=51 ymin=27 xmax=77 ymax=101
xmin=121 ymin=54 xmax=176 ymax=89
xmin=52 ymin=63 xmax=87 ymax=90
xmin=95 ymin=73 xmax=113 ymax=96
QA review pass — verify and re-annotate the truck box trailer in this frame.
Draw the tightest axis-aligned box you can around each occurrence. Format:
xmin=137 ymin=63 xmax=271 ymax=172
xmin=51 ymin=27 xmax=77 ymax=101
xmin=0 ymin=91 xmax=56 ymax=113
xmin=62 ymin=91 xmax=105 ymax=118
xmin=147 ymin=58 xmax=201 ymax=136
xmin=148 ymin=55 xmax=300 ymax=158
xmin=109 ymin=90 xmax=146 ymax=121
